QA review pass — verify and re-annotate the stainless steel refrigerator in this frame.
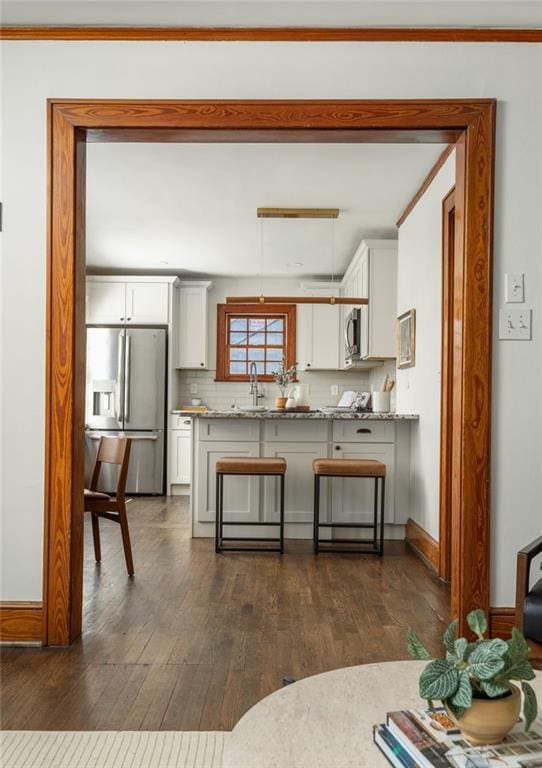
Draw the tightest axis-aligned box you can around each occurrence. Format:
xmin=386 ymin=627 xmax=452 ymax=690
xmin=85 ymin=327 xmax=167 ymax=494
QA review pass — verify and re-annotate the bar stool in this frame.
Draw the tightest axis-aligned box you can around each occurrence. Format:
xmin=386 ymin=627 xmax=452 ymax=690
xmin=215 ymin=457 xmax=287 ymax=553
xmin=312 ymin=458 xmax=386 ymax=555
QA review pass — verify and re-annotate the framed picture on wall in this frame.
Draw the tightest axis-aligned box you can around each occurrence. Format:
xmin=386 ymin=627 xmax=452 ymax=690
xmin=397 ymin=309 xmax=416 ymax=369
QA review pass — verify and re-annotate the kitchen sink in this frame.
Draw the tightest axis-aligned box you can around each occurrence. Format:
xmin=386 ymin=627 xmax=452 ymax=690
xmin=237 ymin=406 xmax=269 ymax=413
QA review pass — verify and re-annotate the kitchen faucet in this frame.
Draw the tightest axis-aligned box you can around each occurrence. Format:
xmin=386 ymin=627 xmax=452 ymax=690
xmin=249 ymin=362 xmax=263 ymax=407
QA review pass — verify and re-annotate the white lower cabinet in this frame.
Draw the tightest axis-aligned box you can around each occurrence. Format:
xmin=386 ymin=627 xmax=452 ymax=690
xmin=170 ymin=430 xmax=192 ymax=485
xmin=195 ymin=440 xmax=260 ymax=526
xmin=330 ymin=443 xmax=395 ymax=524
xmin=263 ymin=441 xmax=328 ymax=525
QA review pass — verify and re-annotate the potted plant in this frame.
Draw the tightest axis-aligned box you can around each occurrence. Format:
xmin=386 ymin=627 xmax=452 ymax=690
xmin=407 ymin=609 xmax=537 ymax=745
xmin=271 ymin=358 xmax=297 ymax=410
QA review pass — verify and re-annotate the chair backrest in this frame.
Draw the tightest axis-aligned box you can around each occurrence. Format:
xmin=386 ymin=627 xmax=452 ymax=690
xmin=90 ymin=436 xmax=132 ymax=499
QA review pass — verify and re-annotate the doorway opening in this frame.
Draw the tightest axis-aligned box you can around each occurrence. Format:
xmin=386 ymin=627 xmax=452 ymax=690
xmin=44 ymin=99 xmax=495 ymax=652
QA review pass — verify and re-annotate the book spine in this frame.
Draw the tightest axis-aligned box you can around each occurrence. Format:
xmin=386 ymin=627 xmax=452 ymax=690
xmin=385 ymin=715 xmax=450 ymax=768
xmin=373 ymin=725 xmax=420 ymax=768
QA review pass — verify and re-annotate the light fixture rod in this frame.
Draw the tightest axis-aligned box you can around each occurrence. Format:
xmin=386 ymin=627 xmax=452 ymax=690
xmin=257 ymin=207 xmax=340 ymax=219
xmin=226 ymin=296 xmax=368 ymax=305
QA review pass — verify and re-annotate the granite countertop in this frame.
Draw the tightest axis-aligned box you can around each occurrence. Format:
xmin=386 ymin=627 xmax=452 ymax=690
xmin=171 ymin=409 xmax=418 ymax=420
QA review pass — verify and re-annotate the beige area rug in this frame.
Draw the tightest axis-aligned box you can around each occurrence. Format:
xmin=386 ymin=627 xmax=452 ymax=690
xmin=0 ymin=731 xmax=226 ymax=768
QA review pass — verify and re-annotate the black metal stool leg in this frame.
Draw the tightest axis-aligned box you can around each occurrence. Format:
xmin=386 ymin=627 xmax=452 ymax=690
xmin=279 ymin=474 xmax=285 ymax=554
xmin=215 ymin=472 xmax=223 ymax=553
xmin=379 ymin=477 xmax=385 ymax=556
xmin=313 ymin=474 xmax=320 ymax=554
xmin=373 ymin=477 xmax=378 ymax=549
xmin=215 ymin=472 xmax=221 ymax=553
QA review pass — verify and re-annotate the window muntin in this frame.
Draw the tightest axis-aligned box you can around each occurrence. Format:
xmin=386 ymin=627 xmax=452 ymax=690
xmin=216 ymin=304 xmax=296 ymax=382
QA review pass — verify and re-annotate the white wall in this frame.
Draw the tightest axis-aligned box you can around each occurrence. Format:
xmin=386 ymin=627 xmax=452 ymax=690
xmin=176 ymin=276 xmax=373 ymax=410
xmin=1 ymin=41 xmax=541 ymax=607
xmin=395 ymin=153 xmax=455 ymax=541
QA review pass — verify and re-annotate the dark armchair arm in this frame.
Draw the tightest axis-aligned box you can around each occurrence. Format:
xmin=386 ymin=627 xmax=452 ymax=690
xmin=516 ymin=536 xmax=542 ymax=632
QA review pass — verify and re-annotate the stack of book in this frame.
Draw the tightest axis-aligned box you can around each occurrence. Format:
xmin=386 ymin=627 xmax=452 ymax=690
xmin=373 ymin=707 xmax=542 ymax=768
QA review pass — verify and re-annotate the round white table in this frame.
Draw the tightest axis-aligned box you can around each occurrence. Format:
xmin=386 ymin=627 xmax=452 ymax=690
xmin=223 ymin=660 xmax=542 ymax=768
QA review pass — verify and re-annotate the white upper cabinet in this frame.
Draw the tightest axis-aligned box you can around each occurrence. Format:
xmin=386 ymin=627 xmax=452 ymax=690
xmin=86 ymin=277 xmax=175 ymax=325
xmin=177 ymin=281 xmax=212 ymax=369
xmin=297 ymin=282 xmax=341 ymax=371
xmin=341 ymin=239 xmax=397 ymax=363
xmin=125 ymin=282 xmax=169 ymax=324
xmin=86 ymin=280 xmax=126 ymax=324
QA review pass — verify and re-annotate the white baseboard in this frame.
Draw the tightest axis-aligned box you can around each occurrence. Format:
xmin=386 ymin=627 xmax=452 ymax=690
xmin=169 ymin=484 xmax=191 ymax=497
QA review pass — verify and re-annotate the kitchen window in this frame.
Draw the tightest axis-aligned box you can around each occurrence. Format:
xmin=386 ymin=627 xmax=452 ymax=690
xmin=216 ymin=303 xmax=297 ymax=382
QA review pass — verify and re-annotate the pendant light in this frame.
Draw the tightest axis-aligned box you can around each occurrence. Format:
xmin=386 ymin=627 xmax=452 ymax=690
xmin=225 ymin=208 xmax=368 ymax=306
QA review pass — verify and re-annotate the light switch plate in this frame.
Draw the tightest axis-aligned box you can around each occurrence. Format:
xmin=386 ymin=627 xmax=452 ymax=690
xmin=505 ymin=272 xmax=524 ymax=303
xmin=498 ymin=308 xmax=532 ymax=340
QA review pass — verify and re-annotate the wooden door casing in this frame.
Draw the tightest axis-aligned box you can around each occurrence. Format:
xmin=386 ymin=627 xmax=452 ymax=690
xmin=44 ymin=99 xmax=495 ymax=643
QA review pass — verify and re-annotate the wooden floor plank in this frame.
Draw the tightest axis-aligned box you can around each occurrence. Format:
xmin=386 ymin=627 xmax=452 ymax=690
xmin=0 ymin=495 xmax=449 ymax=730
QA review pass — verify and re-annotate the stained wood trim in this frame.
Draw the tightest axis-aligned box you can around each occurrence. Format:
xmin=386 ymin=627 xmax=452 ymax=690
xmin=489 ymin=607 xmax=515 ymax=639
xmin=452 ymin=107 xmax=495 ymax=626
xmin=439 ymin=187 xmax=455 ymax=581
xmin=49 ymin=98 xmax=494 ymax=130
xmin=405 ymin=518 xmax=439 ymax=573
xmin=0 ymin=602 xmax=43 ymax=643
xmin=2 ymin=26 xmax=541 ymax=42
xmin=396 ymin=144 xmax=455 ymax=228
xmin=45 ymin=98 xmax=494 ymax=643
xmin=216 ymin=303 xmax=297 ymax=382
xmin=44 ymin=108 xmax=86 ymax=645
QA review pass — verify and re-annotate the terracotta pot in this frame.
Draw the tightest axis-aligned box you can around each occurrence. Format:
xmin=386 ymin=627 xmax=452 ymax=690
xmin=446 ymin=684 xmax=521 ymax=745
xmin=275 ymin=397 xmax=288 ymax=410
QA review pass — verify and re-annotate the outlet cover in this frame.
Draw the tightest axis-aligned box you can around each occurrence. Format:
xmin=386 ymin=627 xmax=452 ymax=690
xmin=331 ymin=384 xmax=339 ymax=396
xmin=190 ymin=383 xmax=198 ymax=394
xmin=498 ymin=308 xmax=532 ymax=340
xmin=505 ymin=272 xmax=525 ymax=303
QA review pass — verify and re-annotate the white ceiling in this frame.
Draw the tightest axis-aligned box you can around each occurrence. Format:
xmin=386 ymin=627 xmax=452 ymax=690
xmin=86 ymin=142 xmax=448 ymax=277
xmin=4 ymin=1 xmax=540 ymax=26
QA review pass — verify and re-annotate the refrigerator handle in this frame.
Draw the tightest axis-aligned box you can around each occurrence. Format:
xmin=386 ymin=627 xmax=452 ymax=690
xmin=116 ymin=331 xmax=125 ymax=422
xmin=124 ymin=333 xmax=131 ymax=423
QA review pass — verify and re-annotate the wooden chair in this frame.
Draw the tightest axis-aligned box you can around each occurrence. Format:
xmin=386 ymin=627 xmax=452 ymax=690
xmin=516 ymin=535 xmax=542 ymax=665
xmin=84 ymin=436 xmax=134 ymax=576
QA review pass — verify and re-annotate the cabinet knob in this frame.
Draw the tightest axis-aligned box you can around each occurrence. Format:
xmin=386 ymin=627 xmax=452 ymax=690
xmin=183 ymin=420 xmax=190 ymax=425
xmin=335 ymin=445 xmax=341 ymax=451
xmin=126 ymin=317 xmax=131 ymax=321
xmin=120 ymin=317 xmax=124 ymax=321
xmin=356 ymin=428 xmax=372 ymax=434
xmin=200 ymin=363 xmax=204 ymax=367
xmin=307 ymin=363 xmax=311 ymax=368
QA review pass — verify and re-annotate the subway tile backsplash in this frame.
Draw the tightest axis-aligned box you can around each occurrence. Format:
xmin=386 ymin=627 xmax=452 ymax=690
xmin=175 ymin=364 xmax=397 ymax=411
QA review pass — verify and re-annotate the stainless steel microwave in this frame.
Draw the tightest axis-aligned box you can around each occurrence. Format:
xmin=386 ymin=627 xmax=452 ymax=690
xmin=344 ymin=307 xmax=362 ymax=366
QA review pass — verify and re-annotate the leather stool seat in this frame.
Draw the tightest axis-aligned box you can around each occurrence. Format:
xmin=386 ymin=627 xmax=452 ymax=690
xmin=313 ymin=458 xmax=386 ymax=477
xmin=216 ymin=457 xmax=287 ymax=475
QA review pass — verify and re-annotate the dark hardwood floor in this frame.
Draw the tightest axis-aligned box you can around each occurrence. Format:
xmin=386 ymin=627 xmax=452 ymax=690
xmin=1 ymin=496 xmax=449 ymax=731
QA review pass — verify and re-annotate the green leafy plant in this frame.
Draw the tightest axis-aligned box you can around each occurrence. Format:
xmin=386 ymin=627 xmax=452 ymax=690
xmin=407 ymin=609 xmax=538 ymax=729
xmin=271 ymin=358 xmax=297 ymax=396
